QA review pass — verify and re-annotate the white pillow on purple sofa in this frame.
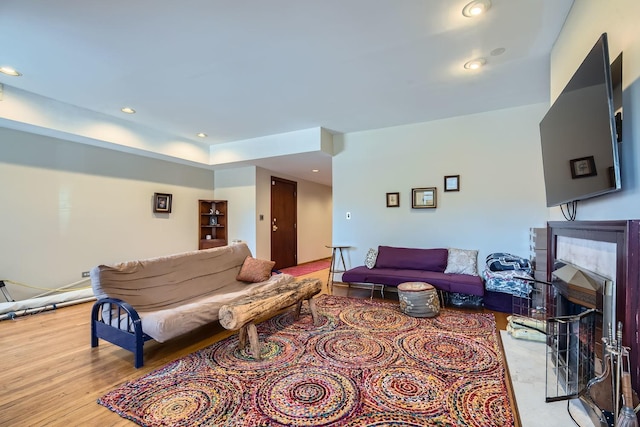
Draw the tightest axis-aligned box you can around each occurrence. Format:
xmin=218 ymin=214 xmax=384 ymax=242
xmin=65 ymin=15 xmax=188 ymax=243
xmin=444 ymin=248 xmax=479 ymax=276
xmin=364 ymin=248 xmax=378 ymax=269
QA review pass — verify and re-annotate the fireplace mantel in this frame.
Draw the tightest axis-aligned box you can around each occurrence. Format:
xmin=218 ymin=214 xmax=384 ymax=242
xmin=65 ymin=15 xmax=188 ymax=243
xmin=548 ymin=220 xmax=640 ymax=394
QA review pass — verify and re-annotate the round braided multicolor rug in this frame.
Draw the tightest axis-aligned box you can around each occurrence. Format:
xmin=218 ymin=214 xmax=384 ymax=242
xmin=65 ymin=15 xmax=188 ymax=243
xmin=362 ymin=366 xmax=448 ymax=416
xmin=397 ymin=329 xmax=500 ymax=374
xmin=203 ymin=332 xmax=304 ymax=372
xmin=430 ymin=310 xmax=496 ymax=335
xmin=263 ymin=309 xmax=338 ymax=335
xmin=98 ymin=295 xmax=515 ymax=426
xmin=255 ymin=366 xmax=359 ymax=426
xmin=311 ymin=329 xmax=397 ymax=368
xmin=339 ymin=304 xmax=419 ymax=332
xmin=103 ymin=369 xmax=244 ymax=426
xmin=314 ymin=294 xmax=354 ymax=310
xmin=341 ymin=412 xmax=443 ymax=426
xmin=448 ymin=375 xmax=514 ymax=426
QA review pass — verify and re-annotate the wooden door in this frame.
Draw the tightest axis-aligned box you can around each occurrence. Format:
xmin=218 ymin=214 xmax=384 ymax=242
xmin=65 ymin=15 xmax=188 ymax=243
xmin=270 ymin=177 xmax=297 ymax=269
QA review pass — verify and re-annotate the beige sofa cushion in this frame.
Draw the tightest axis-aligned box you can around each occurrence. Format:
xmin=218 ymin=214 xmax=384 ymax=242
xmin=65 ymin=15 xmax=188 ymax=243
xmin=91 ymin=243 xmax=255 ymax=312
xmin=139 ymin=273 xmax=294 ymax=342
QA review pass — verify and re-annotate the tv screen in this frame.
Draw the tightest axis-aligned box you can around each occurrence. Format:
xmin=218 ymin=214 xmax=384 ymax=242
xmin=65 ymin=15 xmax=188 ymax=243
xmin=539 ymin=33 xmax=621 ymax=207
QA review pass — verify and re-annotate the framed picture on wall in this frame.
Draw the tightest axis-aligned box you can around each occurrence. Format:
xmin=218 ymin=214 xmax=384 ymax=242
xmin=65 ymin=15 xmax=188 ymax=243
xmin=444 ymin=175 xmax=460 ymax=192
xmin=570 ymin=156 xmax=597 ymax=179
xmin=386 ymin=192 xmax=400 ymax=207
xmin=411 ymin=187 xmax=437 ymax=209
xmin=154 ymin=193 xmax=172 ymax=213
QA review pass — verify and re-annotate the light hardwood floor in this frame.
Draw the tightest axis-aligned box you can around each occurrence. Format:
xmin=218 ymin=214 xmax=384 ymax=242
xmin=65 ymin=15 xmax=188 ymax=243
xmin=0 ymin=269 xmax=509 ymax=426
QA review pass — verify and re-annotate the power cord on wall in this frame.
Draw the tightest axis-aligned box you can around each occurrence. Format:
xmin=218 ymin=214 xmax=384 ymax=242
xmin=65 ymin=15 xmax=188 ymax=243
xmin=0 ymin=278 xmax=91 ymax=303
xmin=561 ymin=200 xmax=578 ymax=221
xmin=567 ymin=399 xmax=583 ymax=426
xmin=1 ymin=278 xmax=91 ymax=293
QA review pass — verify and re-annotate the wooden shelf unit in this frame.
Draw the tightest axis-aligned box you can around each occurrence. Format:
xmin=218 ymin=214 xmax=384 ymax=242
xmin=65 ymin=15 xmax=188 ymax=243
xmin=198 ymin=199 xmax=228 ymax=249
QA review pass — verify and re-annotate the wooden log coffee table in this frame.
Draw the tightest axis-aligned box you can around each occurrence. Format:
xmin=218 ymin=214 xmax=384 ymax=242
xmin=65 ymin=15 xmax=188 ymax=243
xmin=218 ymin=277 xmax=322 ymax=359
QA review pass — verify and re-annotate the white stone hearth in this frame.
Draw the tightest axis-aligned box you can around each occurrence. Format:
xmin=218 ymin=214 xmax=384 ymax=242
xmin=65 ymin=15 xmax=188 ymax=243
xmin=501 ymin=330 xmax=595 ymax=427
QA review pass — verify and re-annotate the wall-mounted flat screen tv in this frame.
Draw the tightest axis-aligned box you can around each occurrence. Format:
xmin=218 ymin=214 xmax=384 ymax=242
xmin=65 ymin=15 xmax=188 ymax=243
xmin=539 ymin=33 xmax=621 ymax=207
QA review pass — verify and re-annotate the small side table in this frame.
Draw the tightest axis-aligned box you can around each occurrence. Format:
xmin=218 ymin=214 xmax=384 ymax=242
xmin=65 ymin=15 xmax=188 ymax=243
xmin=325 ymin=245 xmax=350 ymax=294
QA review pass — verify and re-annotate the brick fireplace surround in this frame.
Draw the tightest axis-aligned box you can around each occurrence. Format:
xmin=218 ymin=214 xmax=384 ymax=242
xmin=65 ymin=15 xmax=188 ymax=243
xmin=548 ymin=220 xmax=640 ymax=395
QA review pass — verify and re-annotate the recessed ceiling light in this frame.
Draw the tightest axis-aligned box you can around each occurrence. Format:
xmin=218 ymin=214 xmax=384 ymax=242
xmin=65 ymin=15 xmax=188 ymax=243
xmin=121 ymin=107 xmax=136 ymax=114
xmin=464 ymin=58 xmax=487 ymax=70
xmin=462 ymin=0 xmax=491 ymax=17
xmin=490 ymin=47 xmax=506 ymax=56
xmin=0 ymin=66 xmax=22 ymax=76
xmin=197 ymin=132 xmax=208 ymax=138
xmin=312 ymin=169 xmax=319 ymax=173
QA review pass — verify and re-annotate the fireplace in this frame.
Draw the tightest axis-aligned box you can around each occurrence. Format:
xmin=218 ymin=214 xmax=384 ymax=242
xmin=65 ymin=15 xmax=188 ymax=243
xmin=547 ymin=221 xmax=640 ymax=424
xmin=545 ymin=261 xmax=614 ymax=402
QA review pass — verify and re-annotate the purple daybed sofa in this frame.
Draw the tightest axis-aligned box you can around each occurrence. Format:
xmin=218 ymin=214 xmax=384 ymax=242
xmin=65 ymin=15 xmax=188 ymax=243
xmin=341 ymin=245 xmax=484 ymax=298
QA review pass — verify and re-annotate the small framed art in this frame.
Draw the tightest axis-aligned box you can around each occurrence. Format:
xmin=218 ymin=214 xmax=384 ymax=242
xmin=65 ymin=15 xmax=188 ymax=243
xmin=444 ymin=175 xmax=460 ymax=192
xmin=154 ymin=193 xmax=172 ymax=213
xmin=386 ymin=192 xmax=400 ymax=207
xmin=412 ymin=187 xmax=437 ymax=209
xmin=570 ymin=156 xmax=597 ymax=179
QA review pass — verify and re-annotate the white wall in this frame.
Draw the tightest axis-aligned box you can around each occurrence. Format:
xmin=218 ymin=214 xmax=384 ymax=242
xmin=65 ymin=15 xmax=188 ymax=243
xmin=548 ymin=0 xmax=640 ymax=220
xmin=255 ymin=168 xmax=333 ymax=264
xmin=0 ymin=127 xmax=332 ymax=302
xmin=213 ymin=167 xmax=258 ymax=254
xmin=255 ymin=167 xmax=272 ymax=259
xmin=332 ymin=0 xmax=640 ymax=267
xmin=0 ymin=127 xmax=215 ymax=300
xmin=217 ymin=166 xmax=332 ymax=263
xmin=332 ymin=103 xmax=550 ymax=271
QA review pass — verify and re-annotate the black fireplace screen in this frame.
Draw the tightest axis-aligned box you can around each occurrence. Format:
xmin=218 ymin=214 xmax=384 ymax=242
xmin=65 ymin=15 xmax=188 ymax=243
xmin=546 ymin=308 xmax=597 ymax=402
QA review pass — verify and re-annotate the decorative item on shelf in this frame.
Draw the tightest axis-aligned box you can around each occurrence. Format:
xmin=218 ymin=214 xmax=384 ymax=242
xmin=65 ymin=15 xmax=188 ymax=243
xmin=411 ymin=187 xmax=437 ymax=209
xmin=153 ymin=193 xmax=172 ymax=213
xmin=444 ymin=175 xmax=460 ymax=192
xmin=198 ymin=199 xmax=228 ymax=250
xmin=386 ymin=192 xmax=400 ymax=207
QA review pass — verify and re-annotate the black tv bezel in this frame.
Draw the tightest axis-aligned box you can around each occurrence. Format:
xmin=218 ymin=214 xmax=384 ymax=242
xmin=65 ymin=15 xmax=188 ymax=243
xmin=539 ymin=33 xmax=621 ymax=208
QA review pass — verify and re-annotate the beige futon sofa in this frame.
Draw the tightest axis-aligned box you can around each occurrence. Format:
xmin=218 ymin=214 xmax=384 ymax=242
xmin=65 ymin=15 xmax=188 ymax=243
xmin=90 ymin=243 xmax=294 ymax=367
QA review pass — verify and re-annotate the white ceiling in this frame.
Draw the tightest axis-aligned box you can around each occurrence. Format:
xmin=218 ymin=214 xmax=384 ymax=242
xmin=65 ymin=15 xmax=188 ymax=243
xmin=0 ymin=0 xmax=573 ymax=186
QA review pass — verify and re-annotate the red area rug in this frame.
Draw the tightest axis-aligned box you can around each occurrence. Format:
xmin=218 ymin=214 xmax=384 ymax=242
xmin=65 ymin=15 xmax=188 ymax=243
xmin=279 ymin=258 xmax=331 ymax=276
xmin=98 ymin=295 xmax=515 ymax=426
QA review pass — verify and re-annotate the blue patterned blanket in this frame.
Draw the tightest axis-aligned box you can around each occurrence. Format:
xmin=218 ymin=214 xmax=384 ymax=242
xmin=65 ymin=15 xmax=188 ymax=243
xmin=482 ymin=253 xmax=533 ymax=297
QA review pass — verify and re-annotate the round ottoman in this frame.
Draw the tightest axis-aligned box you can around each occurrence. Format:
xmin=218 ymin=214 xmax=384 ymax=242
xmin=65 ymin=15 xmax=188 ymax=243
xmin=398 ymin=282 xmax=440 ymax=318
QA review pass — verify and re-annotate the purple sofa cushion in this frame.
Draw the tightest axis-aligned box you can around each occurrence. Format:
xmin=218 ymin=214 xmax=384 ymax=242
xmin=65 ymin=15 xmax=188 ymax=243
xmin=343 ymin=266 xmax=451 ymax=291
xmin=374 ymin=246 xmax=448 ymax=272
xmin=341 ymin=266 xmax=484 ymax=296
